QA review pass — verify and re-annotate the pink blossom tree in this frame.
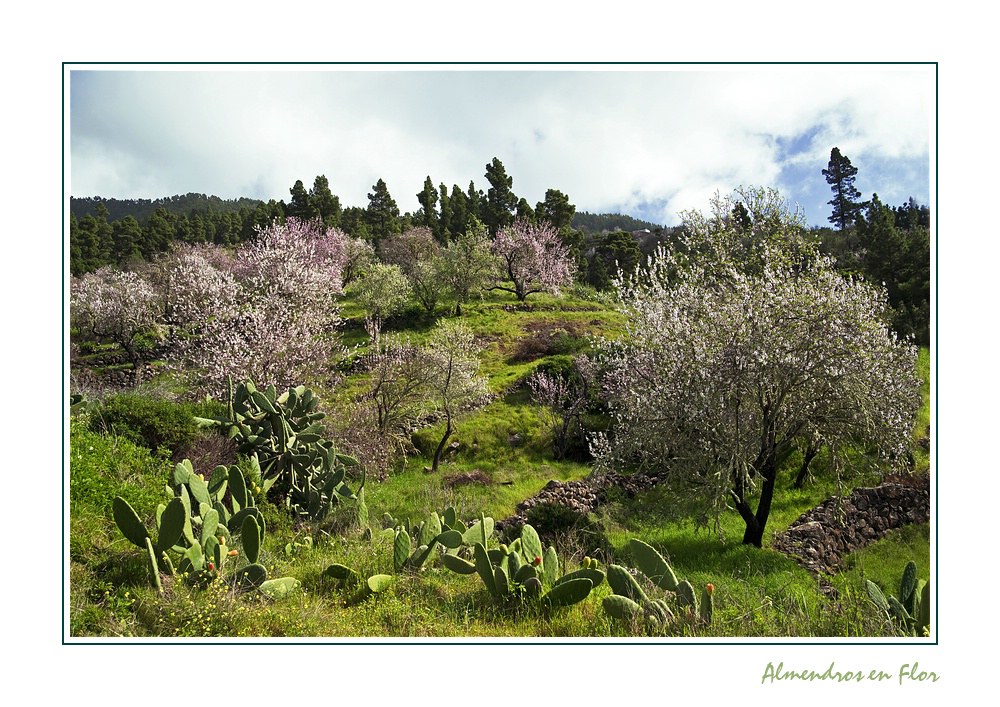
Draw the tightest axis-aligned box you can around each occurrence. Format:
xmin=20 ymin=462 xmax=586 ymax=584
xmin=528 ymin=356 xmax=595 ymax=460
xmin=186 ymin=218 xmax=343 ymax=394
xmin=592 ymin=187 xmax=922 ymax=547
xmin=490 ymin=219 xmax=575 ymax=301
xmin=70 ymin=218 xmax=348 ymax=397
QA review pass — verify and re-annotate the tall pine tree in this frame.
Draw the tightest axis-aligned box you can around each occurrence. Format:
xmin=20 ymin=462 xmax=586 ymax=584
xmin=483 ymin=158 xmax=517 ymax=235
xmin=310 ymin=175 xmax=342 ymax=227
xmin=823 ymin=147 xmax=864 ymax=232
xmin=365 ymin=178 xmax=401 ymax=245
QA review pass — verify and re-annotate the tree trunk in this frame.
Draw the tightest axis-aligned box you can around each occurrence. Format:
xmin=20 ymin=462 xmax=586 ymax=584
xmin=431 ymin=413 xmax=453 ymax=472
xmin=736 ymin=435 xmax=781 ymax=548
xmin=793 ymin=444 xmax=819 ymax=489
xmin=121 ymin=338 xmax=144 ymax=387
xmin=743 ymin=465 xmax=777 ymax=548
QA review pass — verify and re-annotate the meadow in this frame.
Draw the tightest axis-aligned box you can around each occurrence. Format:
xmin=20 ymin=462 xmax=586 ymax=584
xmin=67 ymin=288 xmax=931 ymax=640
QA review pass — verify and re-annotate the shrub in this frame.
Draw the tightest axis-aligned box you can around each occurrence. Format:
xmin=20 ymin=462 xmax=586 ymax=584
xmin=90 ymin=393 xmax=226 ymax=457
xmin=525 ymin=501 xmax=588 ymax=538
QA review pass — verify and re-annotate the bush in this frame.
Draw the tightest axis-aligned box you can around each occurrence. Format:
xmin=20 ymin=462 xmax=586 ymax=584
xmin=524 ymin=501 xmax=607 ymax=556
xmin=89 ymin=393 xmax=227 ymax=456
xmin=525 ymin=501 xmax=584 ymax=535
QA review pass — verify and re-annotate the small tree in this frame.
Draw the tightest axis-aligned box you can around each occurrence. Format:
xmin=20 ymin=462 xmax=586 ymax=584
xmin=490 ymin=219 xmax=575 ymax=301
xmin=380 ymin=227 xmax=447 ymax=316
xmin=424 ymin=319 xmax=489 ymax=472
xmin=441 ymin=219 xmax=496 ymax=315
xmin=528 ymin=356 xmax=595 ymax=460
xmin=365 ymin=336 xmax=433 ymax=435
xmin=341 ymin=236 xmax=376 ymax=287
xmin=353 ymin=263 xmax=411 ymax=346
xmin=70 ymin=266 xmax=161 ymax=379
xmin=592 ymin=188 xmax=921 ymax=547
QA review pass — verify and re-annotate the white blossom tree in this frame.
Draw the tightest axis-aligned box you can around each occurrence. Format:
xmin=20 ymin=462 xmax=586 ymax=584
xmin=424 ymin=319 xmax=489 ymax=471
xmin=341 ymin=237 xmax=376 ymax=287
xmin=70 ymin=267 xmax=161 ymax=378
xmin=592 ymin=188 xmax=922 ymax=547
xmin=365 ymin=336 xmax=434 ymax=435
xmin=490 ymin=219 xmax=575 ymax=301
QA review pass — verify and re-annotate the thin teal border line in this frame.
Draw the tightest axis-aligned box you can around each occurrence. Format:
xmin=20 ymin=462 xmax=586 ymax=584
xmin=62 ymin=60 xmax=938 ymax=646
xmin=933 ymin=61 xmax=939 ymax=645
xmin=62 ymin=64 xmax=67 ymax=643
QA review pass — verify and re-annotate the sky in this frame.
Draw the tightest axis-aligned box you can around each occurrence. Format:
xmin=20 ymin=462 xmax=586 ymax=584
xmin=69 ymin=65 xmax=933 ymax=228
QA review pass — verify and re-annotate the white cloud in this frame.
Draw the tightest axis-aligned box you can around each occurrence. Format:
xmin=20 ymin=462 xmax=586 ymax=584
xmin=70 ymin=66 xmax=932 ymax=226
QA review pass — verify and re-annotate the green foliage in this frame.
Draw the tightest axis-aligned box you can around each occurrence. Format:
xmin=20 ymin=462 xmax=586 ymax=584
xmin=89 ymin=393 xmax=225 ymax=455
xmin=70 ymin=416 xmax=171 ymax=517
xmin=864 ymin=560 xmax=931 ymax=637
xmin=601 ymin=538 xmax=717 ymax=631
xmin=525 ymin=501 xmax=587 ymax=538
xmin=200 ymin=378 xmax=366 ymax=523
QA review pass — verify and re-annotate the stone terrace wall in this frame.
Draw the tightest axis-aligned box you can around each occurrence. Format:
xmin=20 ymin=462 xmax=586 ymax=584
xmin=772 ymin=476 xmax=930 ymax=575
xmin=495 ymin=470 xmax=663 ymax=536
xmin=495 ymin=469 xmax=930 ymax=580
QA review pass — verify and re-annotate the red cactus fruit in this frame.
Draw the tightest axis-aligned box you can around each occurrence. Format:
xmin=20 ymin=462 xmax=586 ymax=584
xmin=207 ymin=562 xmax=215 ymax=571
xmin=533 ymin=556 xmax=542 ymax=566
xmin=706 ymin=583 xmax=714 ymax=595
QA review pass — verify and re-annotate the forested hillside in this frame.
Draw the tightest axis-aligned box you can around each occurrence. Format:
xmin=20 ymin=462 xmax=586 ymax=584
xmin=71 ymin=194 xmax=264 ymax=224
xmin=69 ymin=152 xmax=930 ymax=344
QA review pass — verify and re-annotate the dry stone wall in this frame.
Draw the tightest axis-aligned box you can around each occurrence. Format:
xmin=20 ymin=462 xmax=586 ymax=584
xmin=772 ymin=475 xmax=930 ymax=575
xmin=495 ymin=469 xmax=664 ymax=536
xmin=497 ymin=469 xmax=930 ymax=581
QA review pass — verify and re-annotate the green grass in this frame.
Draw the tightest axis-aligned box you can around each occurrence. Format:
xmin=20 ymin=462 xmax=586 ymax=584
xmin=67 ymin=291 xmax=932 ymax=639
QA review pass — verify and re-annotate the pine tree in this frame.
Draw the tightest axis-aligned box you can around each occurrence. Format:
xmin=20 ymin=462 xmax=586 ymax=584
xmin=823 ymin=147 xmax=864 ymax=232
xmin=365 ymin=178 xmax=401 ymax=245
xmin=483 ymin=158 xmax=517 ymax=235
xmin=415 ymin=176 xmax=440 ymax=240
xmin=288 ymin=179 xmax=316 ymax=220
xmin=438 ymin=182 xmax=452 ymax=242
xmin=310 ymin=175 xmax=342 ymax=227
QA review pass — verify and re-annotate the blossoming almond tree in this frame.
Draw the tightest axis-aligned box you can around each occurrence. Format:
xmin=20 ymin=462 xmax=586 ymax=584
xmin=190 ymin=218 xmax=344 ymax=393
xmin=424 ymin=319 xmax=489 ymax=472
xmin=71 ymin=218 xmax=348 ymax=397
xmin=528 ymin=356 xmax=595 ymax=460
xmin=70 ymin=267 xmax=161 ymax=379
xmin=592 ymin=188 xmax=922 ymax=547
xmin=490 ymin=219 xmax=575 ymax=301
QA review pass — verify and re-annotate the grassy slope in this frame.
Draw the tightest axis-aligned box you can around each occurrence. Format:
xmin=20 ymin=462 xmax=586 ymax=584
xmin=67 ymin=289 xmax=931 ymax=638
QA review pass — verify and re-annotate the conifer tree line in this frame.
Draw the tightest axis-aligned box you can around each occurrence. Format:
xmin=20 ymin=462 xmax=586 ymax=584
xmin=69 ymin=151 xmax=929 ymax=344
xmin=815 ymin=147 xmax=931 ymax=345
